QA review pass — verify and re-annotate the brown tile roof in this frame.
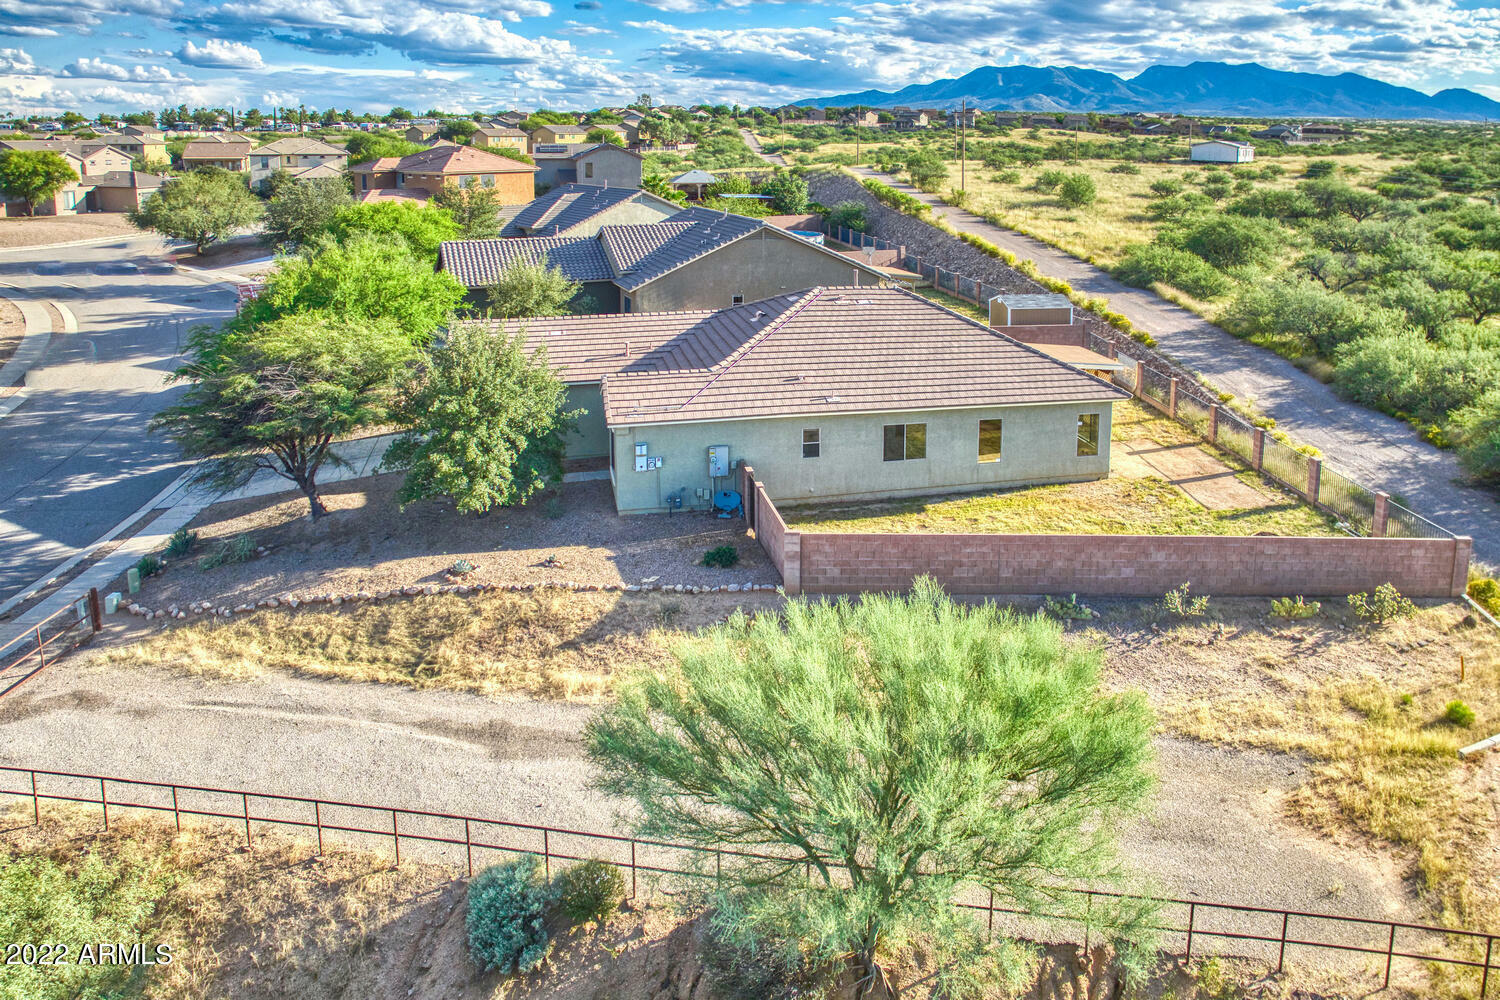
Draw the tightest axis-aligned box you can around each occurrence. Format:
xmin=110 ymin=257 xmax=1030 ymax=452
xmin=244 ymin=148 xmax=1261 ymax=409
xmin=394 ymin=145 xmax=536 ymax=174
xmin=181 ymin=139 xmax=252 ymax=158
xmin=476 ymin=126 xmax=528 ymax=137
xmin=349 ymin=156 xmax=402 ymax=173
xmin=597 ymin=222 xmax=694 ymax=273
xmin=254 ymin=136 xmax=346 ymax=156
xmin=440 ymin=235 xmax=614 ymax=285
xmin=501 ymin=183 xmax=678 ymax=237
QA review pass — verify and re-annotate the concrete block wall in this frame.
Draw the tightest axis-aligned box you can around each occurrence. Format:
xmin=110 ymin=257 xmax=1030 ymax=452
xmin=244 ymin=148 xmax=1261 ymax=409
xmin=992 ymin=322 xmax=1091 ymax=348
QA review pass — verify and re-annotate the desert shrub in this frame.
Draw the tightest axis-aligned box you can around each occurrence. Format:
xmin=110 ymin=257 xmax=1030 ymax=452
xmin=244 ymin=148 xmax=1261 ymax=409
xmin=164 ymin=527 xmax=196 ymax=559
xmin=1304 ymin=159 xmax=1337 ymax=178
xmin=1226 ymin=188 xmax=1317 ymax=220
xmin=1347 ymin=583 xmax=1416 ymax=625
xmin=1468 ymin=572 xmax=1500 ymax=616
xmin=1450 ymin=390 xmax=1500 ymax=483
xmin=1333 ymin=335 xmax=1495 ymax=426
xmin=1148 ymin=178 xmax=1183 ymax=197
xmin=1162 ymin=582 xmax=1209 ymax=618
xmin=1115 ymin=244 xmax=1230 ymax=299
xmin=198 ymin=534 xmax=255 ymax=570
xmin=1270 ymin=596 xmax=1320 ymax=619
xmin=1057 ymin=173 xmax=1097 ymax=208
xmin=993 ymin=169 xmax=1020 ymax=184
xmin=1224 ymin=279 xmax=1406 ymax=356
xmin=825 ymin=200 xmax=867 ymax=233
xmin=1178 ymin=215 xmax=1279 ymax=269
xmin=555 ymin=860 xmax=625 ymax=927
xmin=449 ymin=559 xmax=476 ymax=577
xmin=1043 ymin=593 xmax=1095 ymax=620
xmin=703 ymin=545 xmax=740 ymax=569
xmin=135 ymin=554 xmax=162 ymax=579
xmin=696 ymin=910 xmax=834 ymax=1000
xmin=1109 ymin=162 xmax=1141 ymax=174
xmin=1444 ymin=700 xmax=1477 ymax=727
xmin=1031 ymin=169 xmax=1066 ymax=192
xmin=1145 ymin=192 xmax=1213 ymax=222
xmin=466 ymin=855 xmax=554 ymax=974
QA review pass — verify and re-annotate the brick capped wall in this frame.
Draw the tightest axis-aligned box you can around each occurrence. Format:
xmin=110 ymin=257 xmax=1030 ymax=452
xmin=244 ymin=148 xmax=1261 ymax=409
xmin=994 ymin=322 xmax=1092 ymax=348
xmin=794 ymin=532 xmax=1472 ymax=599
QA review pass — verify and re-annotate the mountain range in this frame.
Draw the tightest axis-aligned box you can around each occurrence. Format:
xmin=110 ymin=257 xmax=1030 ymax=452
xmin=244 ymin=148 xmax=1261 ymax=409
xmin=796 ymin=61 xmax=1500 ymax=120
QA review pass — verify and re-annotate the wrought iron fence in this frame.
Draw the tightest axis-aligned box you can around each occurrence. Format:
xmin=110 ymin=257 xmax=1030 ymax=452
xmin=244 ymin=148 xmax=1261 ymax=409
xmin=2 ymin=764 xmax=1494 ymax=996
xmin=0 ymin=589 xmax=101 ymax=697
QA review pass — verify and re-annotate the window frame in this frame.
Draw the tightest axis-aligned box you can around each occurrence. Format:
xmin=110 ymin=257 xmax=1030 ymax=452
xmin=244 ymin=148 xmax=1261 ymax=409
xmin=1076 ymin=412 xmax=1100 ymax=457
xmin=802 ymin=428 xmax=820 ymax=459
xmin=977 ymin=418 xmax=1003 ymax=463
xmin=883 ymin=422 xmax=927 ymax=462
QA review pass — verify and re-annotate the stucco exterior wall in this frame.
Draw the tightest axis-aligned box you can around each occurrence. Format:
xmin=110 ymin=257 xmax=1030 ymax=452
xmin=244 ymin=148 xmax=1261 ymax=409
xmin=574 ymin=148 xmax=641 ymax=189
xmin=609 ymin=400 xmax=1113 ymax=514
xmin=625 ymin=229 xmax=881 ymax=312
xmin=564 ymin=384 xmax=609 ymax=459
xmin=562 ymin=200 xmax=678 ymax=237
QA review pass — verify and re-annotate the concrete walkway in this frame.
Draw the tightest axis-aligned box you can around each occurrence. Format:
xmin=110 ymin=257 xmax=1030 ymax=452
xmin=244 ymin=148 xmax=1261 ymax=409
xmin=839 ymin=165 xmax=1498 ymax=561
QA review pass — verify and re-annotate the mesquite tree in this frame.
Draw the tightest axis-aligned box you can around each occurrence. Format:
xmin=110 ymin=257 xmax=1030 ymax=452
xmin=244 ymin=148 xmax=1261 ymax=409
xmin=586 ymin=578 xmax=1157 ymax=998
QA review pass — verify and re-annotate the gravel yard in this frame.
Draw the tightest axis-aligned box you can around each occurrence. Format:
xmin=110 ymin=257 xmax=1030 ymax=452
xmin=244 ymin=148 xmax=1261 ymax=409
xmin=117 ymin=475 xmax=779 ymax=616
xmin=0 ymin=294 xmax=22 ymax=372
xmin=0 ymin=213 xmax=140 ymax=248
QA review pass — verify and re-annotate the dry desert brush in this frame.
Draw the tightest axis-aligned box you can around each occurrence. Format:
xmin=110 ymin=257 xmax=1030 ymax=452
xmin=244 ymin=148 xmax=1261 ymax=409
xmin=585 ymin=576 xmax=1158 ymax=999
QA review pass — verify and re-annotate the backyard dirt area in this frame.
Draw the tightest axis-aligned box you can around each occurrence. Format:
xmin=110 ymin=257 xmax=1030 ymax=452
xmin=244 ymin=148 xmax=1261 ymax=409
xmin=108 ymin=475 xmax=778 ymax=618
xmin=0 ymin=212 xmax=139 ymax=248
xmin=170 ymin=234 xmax=274 ymax=272
xmin=782 ymin=400 xmax=1334 ymax=536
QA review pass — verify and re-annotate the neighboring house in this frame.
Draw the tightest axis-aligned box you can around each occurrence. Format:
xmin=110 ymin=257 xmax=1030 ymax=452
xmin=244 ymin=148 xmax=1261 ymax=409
xmin=499 ymin=184 xmax=683 ymax=238
xmin=491 ymin=286 xmax=1123 ymax=514
xmin=529 ymin=123 xmax=590 ymax=150
xmin=1200 ymin=124 xmax=1233 ymax=137
xmin=841 ymin=110 xmax=880 ymax=127
xmin=248 ymin=136 xmax=349 ymax=186
xmin=439 ymin=207 xmax=889 ymax=314
xmin=1251 ymin=124 xmax=1300 ymax=141
xmin=0 ymin=139 xmax=135 ymax=215
xmin=1300 ymin=122 xmax=1349 ymax=138
xmin=892 ymin=109 xmax=929 ymax=130
xmin=991 ymin=112 xmax=1025 ymax=127
xmin=496 ymin=111 xmax=528 ymax=128
xmin=349 ymin=144 xmax=537 ymax=204
xmin=472 ymin=126 xmax=529 ymax=155
xmin=1190 ymin=139 xmax=1255 ymax=163
xmin=948 ymin=109 xmax=983 ymax=128
xmin=180 ymin=135 xmax=253 ymax=171
xmin=404 ymin=124 xmax=439 ymax=143
xmin=87 ymin=170 xmax=168 ymax=212
xmin=532 ymin=142 xmax=643 ymax=191
xmin=107 ymin=125 xmax=168 ymax=164
xmin=1060 ymin=113 xmax=1090 ymax=129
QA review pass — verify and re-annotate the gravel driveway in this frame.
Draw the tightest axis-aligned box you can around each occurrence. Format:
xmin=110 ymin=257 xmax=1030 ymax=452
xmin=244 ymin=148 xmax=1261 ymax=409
xmin=841 ymin=165 xmax=1499 ymax=564
xmin=0 ymin=654 xmax=1412 ymax=925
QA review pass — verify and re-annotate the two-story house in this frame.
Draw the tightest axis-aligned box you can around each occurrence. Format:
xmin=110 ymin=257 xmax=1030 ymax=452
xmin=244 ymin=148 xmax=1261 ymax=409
xmin=472 ymin=126 xmax=529 ymax=155
xmin=248 ymin=137 xmax=349 ymax=187
xmin=179 ymin=134 xmax=254 ymax=172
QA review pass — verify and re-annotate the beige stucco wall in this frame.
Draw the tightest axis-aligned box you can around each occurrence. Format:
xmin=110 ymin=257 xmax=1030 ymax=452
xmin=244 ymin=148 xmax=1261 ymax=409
xmin=625 ymin=230 xmax=882 ymax=312
xmin=608 ymin=400 xmax=1114 ymax=514
xmin=563 ymin=384 xmax=610 ymax=459
xmin=574 ymin=148 xmax=641 ymax=189
xmin=561 ymin=199 xmax=678 ymax=237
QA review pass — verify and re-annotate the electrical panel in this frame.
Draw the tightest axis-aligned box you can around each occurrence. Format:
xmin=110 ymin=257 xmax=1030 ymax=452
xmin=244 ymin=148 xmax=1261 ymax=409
xmin=707 ymin=445 xmax=730 ymax=478
xmin=634 ymin=442 xmax=648 ymax=473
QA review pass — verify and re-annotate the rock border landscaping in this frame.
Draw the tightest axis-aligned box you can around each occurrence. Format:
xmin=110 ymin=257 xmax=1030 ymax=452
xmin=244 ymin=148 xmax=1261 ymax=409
xmin=118 ymin=579 xmax=784 ymax=621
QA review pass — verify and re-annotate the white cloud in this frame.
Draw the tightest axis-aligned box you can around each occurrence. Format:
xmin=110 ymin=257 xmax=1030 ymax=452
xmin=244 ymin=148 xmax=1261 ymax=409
xmin=0 ymin=46 xmax=37 ymax=73
xmin=177 ymin=38 xmax=264 ymax=69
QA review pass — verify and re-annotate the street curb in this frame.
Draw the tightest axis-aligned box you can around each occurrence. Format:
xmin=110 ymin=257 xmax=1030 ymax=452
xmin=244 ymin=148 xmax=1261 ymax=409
xmin=0 ymin=292 xmax=54 ymax=396
xmin=0 ymin=232 xmax=144 ymax=254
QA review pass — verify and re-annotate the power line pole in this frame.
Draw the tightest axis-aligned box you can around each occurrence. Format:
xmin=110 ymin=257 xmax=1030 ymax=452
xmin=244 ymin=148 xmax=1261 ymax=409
xmin=960 ymin=98 xmax=967 ymax=193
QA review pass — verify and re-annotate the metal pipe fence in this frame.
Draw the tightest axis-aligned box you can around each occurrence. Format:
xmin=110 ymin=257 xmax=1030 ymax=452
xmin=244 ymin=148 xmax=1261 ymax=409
xmin=2 ymin=764 xmax=1494 ymax=995
xmin=0 ymin=589 xmax=101 ymax=698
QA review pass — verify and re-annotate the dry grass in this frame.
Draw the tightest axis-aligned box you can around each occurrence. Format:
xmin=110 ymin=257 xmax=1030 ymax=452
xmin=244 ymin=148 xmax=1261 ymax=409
xmin=781 ymin=399 xmax=1337 ymax=537
xmin=0 ymin=212 xmax=140 ymax=248
xmin=96 ymin=589 xmax=777 ymax=701
xmin=1105 ymin=599 xmax=1500 ymax=995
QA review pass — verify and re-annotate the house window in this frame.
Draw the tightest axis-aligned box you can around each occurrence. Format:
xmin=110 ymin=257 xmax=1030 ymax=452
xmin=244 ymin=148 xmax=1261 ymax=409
xmin=1077 ymin=413 xmax=1100 ymax=456
xmin=622 ymin=296 xmax=631 ymax=313
xmin=482 ymin=174 xmax=495 ymax=187
xmin=883 ymin=423 xmax=926 ymax=462
xmin=396 ymin=172 xmax=405 ymax=187
xmin=360 ymin=175 xmax=368 ymax=190
xmin=584 ymin=161 xmax=594 ymax=179
xmin=458 ymin=174 xmax=472 ymax=188
xmin=802 ymin=428 xmax=820 ymax=459
xmin=731 ymin=294 xmax=744 ymax=305
xmin=260 ymin=157 xmax=269 ymax=169
xmin=978 ymin=419 xmax=1003 ymax=463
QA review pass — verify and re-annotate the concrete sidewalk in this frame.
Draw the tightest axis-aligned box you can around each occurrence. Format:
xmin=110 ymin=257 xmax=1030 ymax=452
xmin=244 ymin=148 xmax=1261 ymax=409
xmin=0 ymin=435 xmax=396 ymax=653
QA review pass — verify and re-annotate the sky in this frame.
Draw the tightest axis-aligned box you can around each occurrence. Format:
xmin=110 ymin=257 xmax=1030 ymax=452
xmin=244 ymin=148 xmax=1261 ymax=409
xmin=1 ymin=0 xmax=1498 ymax=116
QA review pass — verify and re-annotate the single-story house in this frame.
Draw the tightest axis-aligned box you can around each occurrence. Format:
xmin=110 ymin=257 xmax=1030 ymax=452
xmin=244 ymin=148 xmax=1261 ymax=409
xmin=349 ymin=144 xmax=538 ymax=204
xmin=532 ymin=142 xmax=643 ymax=191
xmin=668 ymin=169 xmax=717 ymax=200
xmin=841 ymin=110 xmax=879 ymax=128
xmin=1189 ymin=139 xmax=1255 ymax=163
xmin=440 ymin=207 xmax=888 ymax=313
xmin=992 ymin=112 xmax=1024 ymax=127
xmin=472 ymin=126 xmax=530 ymax=154
xmin=495 ymin=286 xmax=1124 ymax=514
xmin=180 ymin=135 xmax=253 ymax=171
xmin=892 ymin=109 xmax=929 ymax=130
xmin=948 ymin=109 xmax=983 ymax=128
xmin=500 ymin=184 xmax=683 ymax=238
xmin=1250 ymin=124 xmax=1300 ymax=141
xmin=249 ymin=136 xmax=349 ymax=186
xmin=87 ymin=170 xmax=168 ymax=212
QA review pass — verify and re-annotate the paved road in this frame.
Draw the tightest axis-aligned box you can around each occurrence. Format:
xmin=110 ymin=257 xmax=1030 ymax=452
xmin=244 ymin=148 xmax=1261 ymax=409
xmin=0 ymin=236 xmax=237 ymax=603
xmin=820 ymin=162 xmax=1498 ymax=561
xmin=0 ymin=656 xmax=1411 ymax=923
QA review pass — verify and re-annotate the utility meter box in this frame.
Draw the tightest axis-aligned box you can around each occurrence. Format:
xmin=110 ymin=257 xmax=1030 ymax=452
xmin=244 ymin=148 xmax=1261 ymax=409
xmin=707 ymin=445 xmax=730 ymax=478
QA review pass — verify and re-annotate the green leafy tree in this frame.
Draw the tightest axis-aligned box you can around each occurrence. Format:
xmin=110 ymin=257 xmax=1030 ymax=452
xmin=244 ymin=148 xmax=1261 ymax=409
xmin=321 ymin=200 xmax=461 ymax=261
xmin=0 ymin=150 xmax=78 ymax=216
xmin=904 ymin=147 xmax=947 ymax=187
xmin=1451 ymin=390 xmax=1500 ymax=482
xmin=826 ymin=200 xmax=867 ymax=233
xmin=586 ymin=579 xmax=1156 ymax=998
xmin=441 ymin=118 xmax=478 ymax=143
xmin=129 ymin=169 xmax=262 ymax=253
xmin=762 ymin=171 xmax=810 ymax=214
xmin=152 ymin=312 xmax=416 ymax=517
xmin=262 ymin=177 xmax=352 ymax=247
xmin=485 ymin=256 xmax=583 ymax=318
xmin=585 ymin=127 xmax=624 ymax=147
xmin=240 ymin=233 xmax=465 ymax=342
xmin=431 ymin=183 xmax=501 ymax=239
xmin=383 ymin=322 xmax=575 ymax=513
xmin=342 ymin=132 xmax=425 ymax=165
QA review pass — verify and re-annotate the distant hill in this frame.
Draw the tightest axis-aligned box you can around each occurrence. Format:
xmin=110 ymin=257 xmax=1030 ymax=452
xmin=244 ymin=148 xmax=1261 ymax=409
xmin=795 ymin=61 xmax=1500 ymax=120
